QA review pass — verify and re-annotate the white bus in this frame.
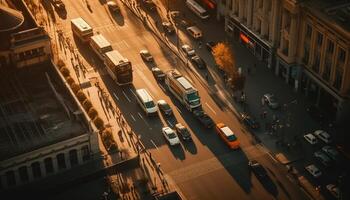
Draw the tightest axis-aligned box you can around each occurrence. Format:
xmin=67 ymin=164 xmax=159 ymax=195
xmin=90 ymin=34 xmax=113 ymax=60
xmin=135 ymin=88 xmax=158 ymax=116
xmin=186 ymin=0 xmax=209 ymax=19
xmin=71 ymin=17 xmax=93 ymax=43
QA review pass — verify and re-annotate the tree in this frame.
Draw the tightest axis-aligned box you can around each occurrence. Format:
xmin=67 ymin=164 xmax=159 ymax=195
xmin=88 ymin=108 xmax=98 ymax=119
xmin=71 ymin=83 xmax=80 ymax=94
xmin=60 ymin=66 xmax=70 ymax=77
xmin=212 ymin=42 xmax=236 ymax=78
xmin=76 ymin=90 xmax=87 ymax=102
xmin=93 ymin=116 xmax=105 ymax=130
xmin=82 ymin=99 xmax=93 ymax=111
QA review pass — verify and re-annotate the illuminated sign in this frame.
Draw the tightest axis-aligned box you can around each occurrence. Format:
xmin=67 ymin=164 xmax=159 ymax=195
xmin=240 ymin=33 xmax=254 ymax=47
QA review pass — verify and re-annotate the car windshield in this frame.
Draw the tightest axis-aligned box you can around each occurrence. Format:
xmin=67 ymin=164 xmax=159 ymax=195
xmin=227 ymin=135 xmax=237 ymax=142
xmin=168 ymin=132 xmax=177 ymax=139
xmin=161 ymin=103 xmax=170 ymax=110
xmin=144 ymin=52 xmax=151 ymax=57
xmin=187 ymin=92 xmax=199 ymax=102
xmin=145 ymin=101 xmax=155 ymax=108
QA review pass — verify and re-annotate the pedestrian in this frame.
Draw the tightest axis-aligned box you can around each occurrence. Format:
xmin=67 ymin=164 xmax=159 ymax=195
xmin=263 ymin=110 xmax=267 ymax=118
xmin=261 ymin=97 xmax=265 ymax=106
xmin=205 ymin=72 xmax=208 ymax=81
xmin=247 ymin=67 xmax=251 ymax=74
xmin=199 ymin=41 xmax=202 ymax=48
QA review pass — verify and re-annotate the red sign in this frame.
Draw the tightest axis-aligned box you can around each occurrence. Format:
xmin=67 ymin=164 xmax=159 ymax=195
xmin=240 ymin=33 xmax=250 ymax=44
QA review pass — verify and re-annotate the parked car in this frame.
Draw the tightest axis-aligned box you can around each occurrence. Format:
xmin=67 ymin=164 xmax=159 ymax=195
xmin=241 ymin=113 xmax=260 ymax=129
xmin=193 ymin=109 xmax=214 ymax=128
xmin=107 ymin=1 xmax=120 ymax=13
xmin=162 ymin=21 xmax=175 ymax=34
xmin=248 ymin=160 xmax=267 ymax=179
xmin=304 ymin=133 xmax=318 ymax=145
xmin=175 ymin=123 xmax=192 ymax=141
xmin=326 ymin=184 xmax=340 ymax=199
xmin=181 ymin=44 xmax=195 ymax=57
xmin=314 ymin=130 xmax=332 ymax=144
xmin=186 ymin=26 xmax=202 ymax=39
xmin=53 ymin=0 xmax=65 ymax=10
xmin=314 ymin=151 xmax=332 ymax=167
xmin=305 ymin=164 xmax=322 ymax=178
xmin=190 ymin=55 xmax=206 ymax=69
xmin=157 ymin=100 xmax=173 ymax=116
xmin=143 ymin=0 xmax=156 ymax=11
xmin=206 ymin=41 xmax=217 ymax=52
xmin=151 ymin=67 xmax=165 ymax=81
xmin=162 ymin=127 xmax=180 ymax=146
xmin=215 ymin=123 xmax=240 ymax=149
xmin=263 ymin=93 xmax=279 ymax=109
xmin=140 ymin=49 xmax=154 ymax=62
xmin=322 ymin=146 xmax=340 ymax=161
xmin=169 ymin=10 xmax=180 ymax=20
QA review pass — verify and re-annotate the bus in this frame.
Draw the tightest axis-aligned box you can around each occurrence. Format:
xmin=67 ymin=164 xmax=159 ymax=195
xmin=90 ymin=34 xmax=113 ymax=60
xmin=104 ymin=50 xmax=133 ymax=85
xmin=71 ymin=17 xmax=93 ymax=43
xmin=186 ymin=0 xmax=209 ymax=19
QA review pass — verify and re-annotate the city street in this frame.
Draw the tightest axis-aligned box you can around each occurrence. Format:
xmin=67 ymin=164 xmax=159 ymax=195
xmin=51 ymin=0 xmax=310 ymax=199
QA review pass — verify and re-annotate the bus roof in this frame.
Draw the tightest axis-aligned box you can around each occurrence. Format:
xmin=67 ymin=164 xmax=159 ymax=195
xmin=91 ymin=34 xmax=111 ymax=49
xmin=105 ymin=50 xmax=129 ymax=66
xmin=176 ymin=77 xmax=194 ymax=91
xmin=71 ymin=18 xmax=92 ymax=32
xmin=186 ymin=0 xmax=207 ymax=13
xmin=136 ymin=88 xmax=153 ymax=102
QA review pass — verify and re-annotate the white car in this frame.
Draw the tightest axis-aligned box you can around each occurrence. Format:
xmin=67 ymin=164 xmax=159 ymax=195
xmin=326 ymin=184 xmax=340 ymax=199
xmin=181 ymin=44 xmax=195 ymax=57
xmin=322 ymin=146 xmax=339 ymax=161
xmin=162 ymin=127 xmax=180 ymax=146
xmin=304 ymin=133 xmax=318 ymax=144
xmin=140 ymin=49 xmax=154 ymax=62
xmin=305 ymin=164 xmax=322 ymax=178
xmin=313 ymin=130 xmax=332 ymax=144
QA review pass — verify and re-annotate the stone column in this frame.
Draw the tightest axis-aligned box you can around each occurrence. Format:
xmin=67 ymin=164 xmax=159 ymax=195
xmin=39 ymin=160 xmax=46 ymax=177
xmin=64 ymin=151 xmax=71 ymax=169
xmin=77 ymin=147 xmax=84 ymax=164
xmin=14 ymin=170 xmax=20 ymax=186
xmin=247 ymin=0 xmax=253 ymax=27
xmin=261 ymin=0 xmax=269 ymax=37
xmin=270 ymin=0 xmax=280 ymax=44
xmin=238 ymin=0 xmax=244 ymax=20
xmin=288 ymin=15 xmax=298 ymax=58
xmin=279 ymin=10 xmax=287 ymax=51
xmin=52 ymin=156 xmax=59 ymax=173
xmin=0 ymin=173 xmax=6 ymax=189
xmin=27 ymin=165 xmax=34 ymax=181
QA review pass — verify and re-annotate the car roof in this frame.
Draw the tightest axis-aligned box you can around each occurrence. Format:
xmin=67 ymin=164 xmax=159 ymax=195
xmin=305 ymin=133 xmax=316 ymax=138
xmin=163 ymin=127 xmax=173 ymax=133
xmin=220 ymin=126 xmax=234 ymax=137
xmin=157 ymin=100 xmax=167 ymax=105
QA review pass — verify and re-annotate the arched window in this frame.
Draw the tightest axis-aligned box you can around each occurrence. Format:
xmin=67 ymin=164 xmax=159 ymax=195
xmin=18 ymin=166 xmax=29 ymax=182
xmin=69 ymin=149 xmax=79 ymax=167
xmin=81 ymin=145 xmax=90 ymax=161
xmin=31 ymin=162 xmax=41 ymax=179
xmin=56 ymin=153 xmax=66 ymax=170
xmin=5 ymin=171 xmax=16 ymax=186
xmin=44 ymin=157 xmax=54 ymax=174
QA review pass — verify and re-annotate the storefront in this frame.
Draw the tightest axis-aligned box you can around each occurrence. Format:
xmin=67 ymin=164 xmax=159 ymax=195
xmin=226 ymin=16 xmax=273 ymax=68
xmin=275 ymin=57 xmax=301 ymax=89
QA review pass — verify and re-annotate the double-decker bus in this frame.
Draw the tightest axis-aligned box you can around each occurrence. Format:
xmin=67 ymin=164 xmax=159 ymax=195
xmin=104 ymin=50 xmax=133 ymax=85
xmin=71 ymin=17 xmax=93 ymax=43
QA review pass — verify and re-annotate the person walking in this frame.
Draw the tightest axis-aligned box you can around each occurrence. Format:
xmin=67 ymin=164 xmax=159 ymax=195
xmin=261 ymin=97 xmax=265 ymax=106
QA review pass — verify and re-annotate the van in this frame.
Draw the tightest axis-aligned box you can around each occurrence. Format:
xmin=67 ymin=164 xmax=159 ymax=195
xmin=135 ymin=89 xmax=158 ymax=116
xmin=186 ymin=26 xmax=202 ymax=39
xmin=313 ymin=130 xmax=332 ymax=144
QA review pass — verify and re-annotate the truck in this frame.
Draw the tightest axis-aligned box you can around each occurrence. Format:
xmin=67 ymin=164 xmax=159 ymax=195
xmin=104 ymin=50 xmax=133 ymax=85
xmin=165 ymin=70 xmax=201 ymax=111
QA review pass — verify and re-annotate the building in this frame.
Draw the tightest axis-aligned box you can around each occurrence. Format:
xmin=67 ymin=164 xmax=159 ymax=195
xmin=0 ymin=0 xmax=100 ymax=191
xmin=219 ymin=0 xmax=281 ymax=68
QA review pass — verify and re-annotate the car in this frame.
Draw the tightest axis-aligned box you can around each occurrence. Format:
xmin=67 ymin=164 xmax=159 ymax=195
xmin=162 ymin=21 xmax=175 ymax=34
xmin=175 ymin=123 xmax=192 ymax=141
xmin=206 ymin=41 xmax=217 ymax=52
xmin=305 ymin=164 xmax=322 ymax=178
xmin=186 ymin=26 xmax=202 ymax=39
xmin=190 ymin=55 xmax=206 ymax=69
xmin=162 ymin=127 xmax=180 ymax=146
xmin=170 ymin=10 xmax=180 ymax=19
xmin=143 ymin=0 xmax=156 ymax=11
xmin=140 ymin=49 xmax=153 ymax=62
xmin=322 ymin=146 xmax=340 ymax=161
xmin=107 ymin=1 xmax=120 ymax=13
xmin=248 ymin=160 xmax=267 ymax=179
xmin=193 ymin=109 xmax=214 ymax=128
xmin=215 ymin=123 xmax=240 ymax=149
xmin=157 ymin=100 xmax=173 ymax=116
xmin=52 ymin=0 xmax=66 ymax=10
xmin=314 ymin=151 xmax=332 ymax=167
xmin=326 ymin=184 xmax=340 ymax=199
xmin=241 ymin=113 xmax=260 ymax=129
xmin=181 ymin=44 xmax=195 ymax=57
xmin=151 ymin=67 xmax=165 ymax=81
xmin=263 ymin=93 xmax=279 ymax=109
xmin=313 ymin=130 xmax=332 ymax=144
xmin=304 ymin=133 xmax=318 ymax=145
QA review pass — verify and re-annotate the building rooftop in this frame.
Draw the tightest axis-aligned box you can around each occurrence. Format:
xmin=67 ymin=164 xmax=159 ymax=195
xmin=304 ymin=0 xmax=350 ymax=34
xmin=0 ymin=63 xmax=88 ymax=161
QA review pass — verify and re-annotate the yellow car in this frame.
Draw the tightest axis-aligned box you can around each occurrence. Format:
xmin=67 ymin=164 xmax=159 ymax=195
xmin=215 ymin=123 xmax=240 ymax=149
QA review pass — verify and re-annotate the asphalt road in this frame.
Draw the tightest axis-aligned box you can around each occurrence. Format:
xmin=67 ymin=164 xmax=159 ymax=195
xmin=55 ymin=0 xmax=308 ymax=199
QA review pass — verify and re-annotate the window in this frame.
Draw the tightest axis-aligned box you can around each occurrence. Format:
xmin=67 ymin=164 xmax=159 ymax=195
xmin=18 ymin=166 xmax=29 ymax=182
xmin=322 ymin=60 xmax=332 ymax=81
xmin=303 ymin=46 xmax=310 ymax=64
xmin=316 ymin=32 xmax=323 ymax=46
xmin=313 ymin=54 xmax=320 ymax=73
xmin=334 ymin=67 xmax=343 ymax=90
xmin=69 ymin=149 xmax=79 ymax=167
xmin=31 ymin=162 xmax=41 ymax=179
xmin=44 ymin=157 xmax=54 ymax=174
xmin=81 ymin=145 xmax=90 ymax=161
xmin=306 ymin=24 xmax=312 ymax=39
xmin=327 ymin=40 xmax=334 ymax=54
xmin=338 ymin=48 xmax=346 ymax=63
xmin=56 ymin=153 xmax=66 ymax=170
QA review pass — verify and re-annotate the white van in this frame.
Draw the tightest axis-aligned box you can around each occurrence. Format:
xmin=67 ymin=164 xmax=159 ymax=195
xmin=314 ymin=130 xmax=332 ymax=144
xmin=186 ymin=26 xmax=202 ymax=39
xmin=136 ymin=88 xmax=158 ymax=116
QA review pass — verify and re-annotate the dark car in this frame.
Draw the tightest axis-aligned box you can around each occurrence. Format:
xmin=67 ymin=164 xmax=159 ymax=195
xmin=175 ymin=123 xmax=192 ymax=141
xmin=241 ymin=113 xmax=260 ymax=129
xmin=162 ymin=21 xmax=175 ymax=34
xmin=151 ymin=67 xmax=165 ymax=81
xmin=157 ymin=100 xmax=173 ymax=116
xmin=248 ymin=160 xmax=267 ymax=179
xmin=143 ymin=0 xmax=156 ymax=11
xmin=53 ymin=0 xmax=65 ymax=11
xmin=193 ymin=109 xmax=214 ymax=128
xmin=206 ymin=41 xmax=217 ymax=52
xmin=191 ymin=55 xmax=206 ymax=69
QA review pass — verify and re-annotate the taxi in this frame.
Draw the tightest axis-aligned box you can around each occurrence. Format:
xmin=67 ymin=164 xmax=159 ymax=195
xmin=215 ymin=123 xmax=240 ymax=149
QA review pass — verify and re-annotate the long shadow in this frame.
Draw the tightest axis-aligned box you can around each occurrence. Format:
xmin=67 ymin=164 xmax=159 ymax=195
xmin=258 ymin=176 xmax=279 ymax=197
xmin=168 ymin=143 xmax=186 ymax=160
xmin=111 ymin=12 xmax=125 ymax=26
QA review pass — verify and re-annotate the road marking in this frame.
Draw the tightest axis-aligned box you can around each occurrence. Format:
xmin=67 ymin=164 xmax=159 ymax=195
xmin=159 ymin=84 xmax=166 ymax=91
xmin=150 ymin=139 xmax=158 ymax=149
xmin=129 ymin=88 xmax=137 ymax=98
xmin=205 ymin=102 xmax=216 ymax=115
xmin=122 ymin=91 xmax=131 ymax=102
xmin=123 ymin=40 xmax=130 ymax=48
xmin=176 ymin=107 xmax=182 ymax=114
xmin=130 ymin=114 xmax=136 ymax=121
xmin=167 ymin=120 xmax=173 ymax=127
xmin=113 ymin=92 xmax=119 ymax=101
xmin=138 ymin=112 xmax=150 ymax=127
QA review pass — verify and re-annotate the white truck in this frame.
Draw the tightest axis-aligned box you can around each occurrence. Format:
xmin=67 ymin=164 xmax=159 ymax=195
xmin=165 ymin=70 xmax=201 ymax=111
